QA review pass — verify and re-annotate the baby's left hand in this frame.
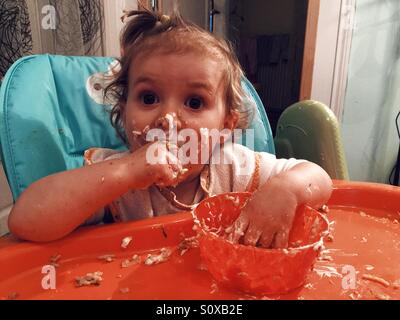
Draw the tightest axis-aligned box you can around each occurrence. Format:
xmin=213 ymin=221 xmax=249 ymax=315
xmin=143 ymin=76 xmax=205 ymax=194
xmin=228 ymin=177 xmax=298 ymax=248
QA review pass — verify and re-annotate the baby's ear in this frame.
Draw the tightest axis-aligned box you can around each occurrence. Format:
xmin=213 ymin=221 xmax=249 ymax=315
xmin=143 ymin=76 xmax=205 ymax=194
xmin=224 ymin=110 xmax=239 ymax=130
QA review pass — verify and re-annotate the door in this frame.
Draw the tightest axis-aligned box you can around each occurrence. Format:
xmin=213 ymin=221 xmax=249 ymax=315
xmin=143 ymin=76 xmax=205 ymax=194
xmin=163 ymin=0 xmax=207 ymax=30
xmin=158 ymin=0 xmax=319 ymax=133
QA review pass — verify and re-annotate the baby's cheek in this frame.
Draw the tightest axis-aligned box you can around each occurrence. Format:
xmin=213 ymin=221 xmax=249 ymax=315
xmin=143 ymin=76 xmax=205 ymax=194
xmin=124 ymin=117 xmax=137 ymax=131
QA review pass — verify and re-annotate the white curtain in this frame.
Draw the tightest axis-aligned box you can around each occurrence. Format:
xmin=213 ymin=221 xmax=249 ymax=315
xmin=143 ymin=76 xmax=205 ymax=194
xmin=342 ymin=0 xmax=400 ymax=183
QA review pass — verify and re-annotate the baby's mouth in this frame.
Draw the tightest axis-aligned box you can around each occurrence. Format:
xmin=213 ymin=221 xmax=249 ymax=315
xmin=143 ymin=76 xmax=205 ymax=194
xmin=132 ymin=113 xmax=183 ymax=146
xmin=131 ymin=125 xmax=150 ymax=147
xmin=131 ymin=128 xmax=184 ymax=153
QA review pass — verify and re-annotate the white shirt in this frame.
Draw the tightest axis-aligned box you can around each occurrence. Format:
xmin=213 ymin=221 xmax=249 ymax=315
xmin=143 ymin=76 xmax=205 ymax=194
xmin=83 ymin=142 xmax=306 ymax=224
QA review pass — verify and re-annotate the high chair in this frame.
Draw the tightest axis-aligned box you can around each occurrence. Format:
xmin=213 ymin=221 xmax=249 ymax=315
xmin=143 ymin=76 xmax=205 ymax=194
xmin=1 ymin=56 xmax=399 ymax=301
xmin=274 ymin=100 xmax=349 ymax=180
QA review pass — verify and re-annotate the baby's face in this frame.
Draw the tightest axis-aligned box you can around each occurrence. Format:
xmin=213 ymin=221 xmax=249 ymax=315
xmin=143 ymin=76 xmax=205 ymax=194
xmin=124 ymin=52 xmax=236 ymax=173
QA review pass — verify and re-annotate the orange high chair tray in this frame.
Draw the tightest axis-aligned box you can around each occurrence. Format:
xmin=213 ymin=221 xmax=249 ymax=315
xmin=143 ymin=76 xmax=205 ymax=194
xmin=0 ymin=181 xmax=399 ymax=300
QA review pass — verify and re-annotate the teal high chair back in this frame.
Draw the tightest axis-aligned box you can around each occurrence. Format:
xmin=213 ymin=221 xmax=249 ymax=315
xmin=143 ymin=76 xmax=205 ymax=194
xmin=0 ymin=55 xmax=275 ymax=201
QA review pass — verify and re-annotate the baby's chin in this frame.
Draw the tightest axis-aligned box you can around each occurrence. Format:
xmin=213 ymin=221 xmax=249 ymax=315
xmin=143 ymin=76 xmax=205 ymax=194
xmin=171 ymin=163 xmax=205 ymax=188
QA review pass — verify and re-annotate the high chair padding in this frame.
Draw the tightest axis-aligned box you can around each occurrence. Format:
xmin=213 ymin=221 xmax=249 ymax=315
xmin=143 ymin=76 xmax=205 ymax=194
xmin=0 ymin=55 xmax=124 ymax=200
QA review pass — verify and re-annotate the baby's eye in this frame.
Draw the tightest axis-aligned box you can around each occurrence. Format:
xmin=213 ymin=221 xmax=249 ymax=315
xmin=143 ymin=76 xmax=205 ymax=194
xmin=140 ymin=92 xmax=160 ymax=105
xmin=185 ymin=96 xmax=204 ymax=110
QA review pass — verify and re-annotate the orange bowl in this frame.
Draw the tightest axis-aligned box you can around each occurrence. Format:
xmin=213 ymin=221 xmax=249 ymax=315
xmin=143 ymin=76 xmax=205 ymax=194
xmin=193 ymin=192 xmax=330 ymax=295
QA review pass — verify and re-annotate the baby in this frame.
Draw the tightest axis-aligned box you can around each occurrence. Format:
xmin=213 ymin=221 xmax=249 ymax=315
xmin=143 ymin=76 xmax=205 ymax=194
xmin=8 ymin=9 xmax=332 ymax=247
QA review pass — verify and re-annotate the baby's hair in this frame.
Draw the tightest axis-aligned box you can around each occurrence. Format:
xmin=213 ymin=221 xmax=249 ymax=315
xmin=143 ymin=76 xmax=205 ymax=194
xmin=105 ymin=7 xmax=254 ymax=144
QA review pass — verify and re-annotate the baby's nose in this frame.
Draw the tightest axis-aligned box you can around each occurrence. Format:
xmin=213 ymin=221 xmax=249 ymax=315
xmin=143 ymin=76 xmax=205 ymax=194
xmin=154 ymin=113 xmax=182 ymax=131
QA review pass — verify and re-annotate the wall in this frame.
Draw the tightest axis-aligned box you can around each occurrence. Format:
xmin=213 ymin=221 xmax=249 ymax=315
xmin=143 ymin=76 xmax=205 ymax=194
xmin=162 ymin=0 xmax=301 ymax=47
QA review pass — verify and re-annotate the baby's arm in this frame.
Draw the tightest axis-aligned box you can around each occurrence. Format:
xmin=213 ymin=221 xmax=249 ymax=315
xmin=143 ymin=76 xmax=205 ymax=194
xmin=8 ymin=142 xmax=182 ymax=242
xmin=231 ymin=161 xmax=332 ymax=248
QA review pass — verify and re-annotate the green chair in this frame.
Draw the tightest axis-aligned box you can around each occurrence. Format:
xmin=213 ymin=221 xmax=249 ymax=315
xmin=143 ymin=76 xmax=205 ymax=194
xmin=274 ymin=100 xmax=349 ymax=180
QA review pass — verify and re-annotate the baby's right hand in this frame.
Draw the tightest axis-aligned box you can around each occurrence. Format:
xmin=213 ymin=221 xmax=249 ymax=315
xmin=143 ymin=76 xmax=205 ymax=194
xmin=129 ymin=141 xmax=184 ymax=189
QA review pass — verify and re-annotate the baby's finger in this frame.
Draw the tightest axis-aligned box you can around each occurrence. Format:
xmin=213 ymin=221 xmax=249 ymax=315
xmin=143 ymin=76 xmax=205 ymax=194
xmin=259 ymin=231 xmax=276 ymax=248
xmin=243 ymin=222 xmax=262 ymax=246
xmin=228 ymin=213 xmax=249 ymax=243
xmin=154 ymin=163 xmax=182 ymax=187
xmin=273 ymin=230 xmax=289 ymax=249
xmin=166 ymin=141 xmax=179 ymax=158
xmin=165 ymin=152 xmax=182 ymax=171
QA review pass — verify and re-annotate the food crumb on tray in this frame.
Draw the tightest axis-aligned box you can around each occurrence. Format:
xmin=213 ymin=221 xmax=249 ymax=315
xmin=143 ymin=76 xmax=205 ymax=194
xmin=304 ymin=283 xmax=315 ymax=290
xmin=349 ymin=291 xmax=361 ymax=300
xmin=119 ymin=288 xmax=130 ymax=294
xmin=50 ymin=254 xmax=61 ymax=268
xmin=362 ymin=274 xmax=391 ymax=287
xmin=178 ymin=236 xmax=199 ymax=256
xmin=374 ymin=292 xmax=391 ymax=300
xmin=98 ymin=254 xmax=115 ymax=263
xmin=359 ymin=211 xmax=367 ymax=217
xmin=144 ymin=248 xmax=171 ymax=266
xmin=210 ymin=282 xmax=219 ymax=294
xmin=121 ymin=236 xmax=133 ymax=249
xmin=75 ymin=272 xmax=103 ymax=287
xmin=121 ymin=254 xmax=141 ymax=268
xmin=7 ymin=292 xmax=19 ymax=300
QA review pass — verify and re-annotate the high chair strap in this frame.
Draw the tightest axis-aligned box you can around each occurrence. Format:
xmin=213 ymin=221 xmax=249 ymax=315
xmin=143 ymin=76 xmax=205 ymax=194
xmin=245 ymin=153 xmax=261 ymax=193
